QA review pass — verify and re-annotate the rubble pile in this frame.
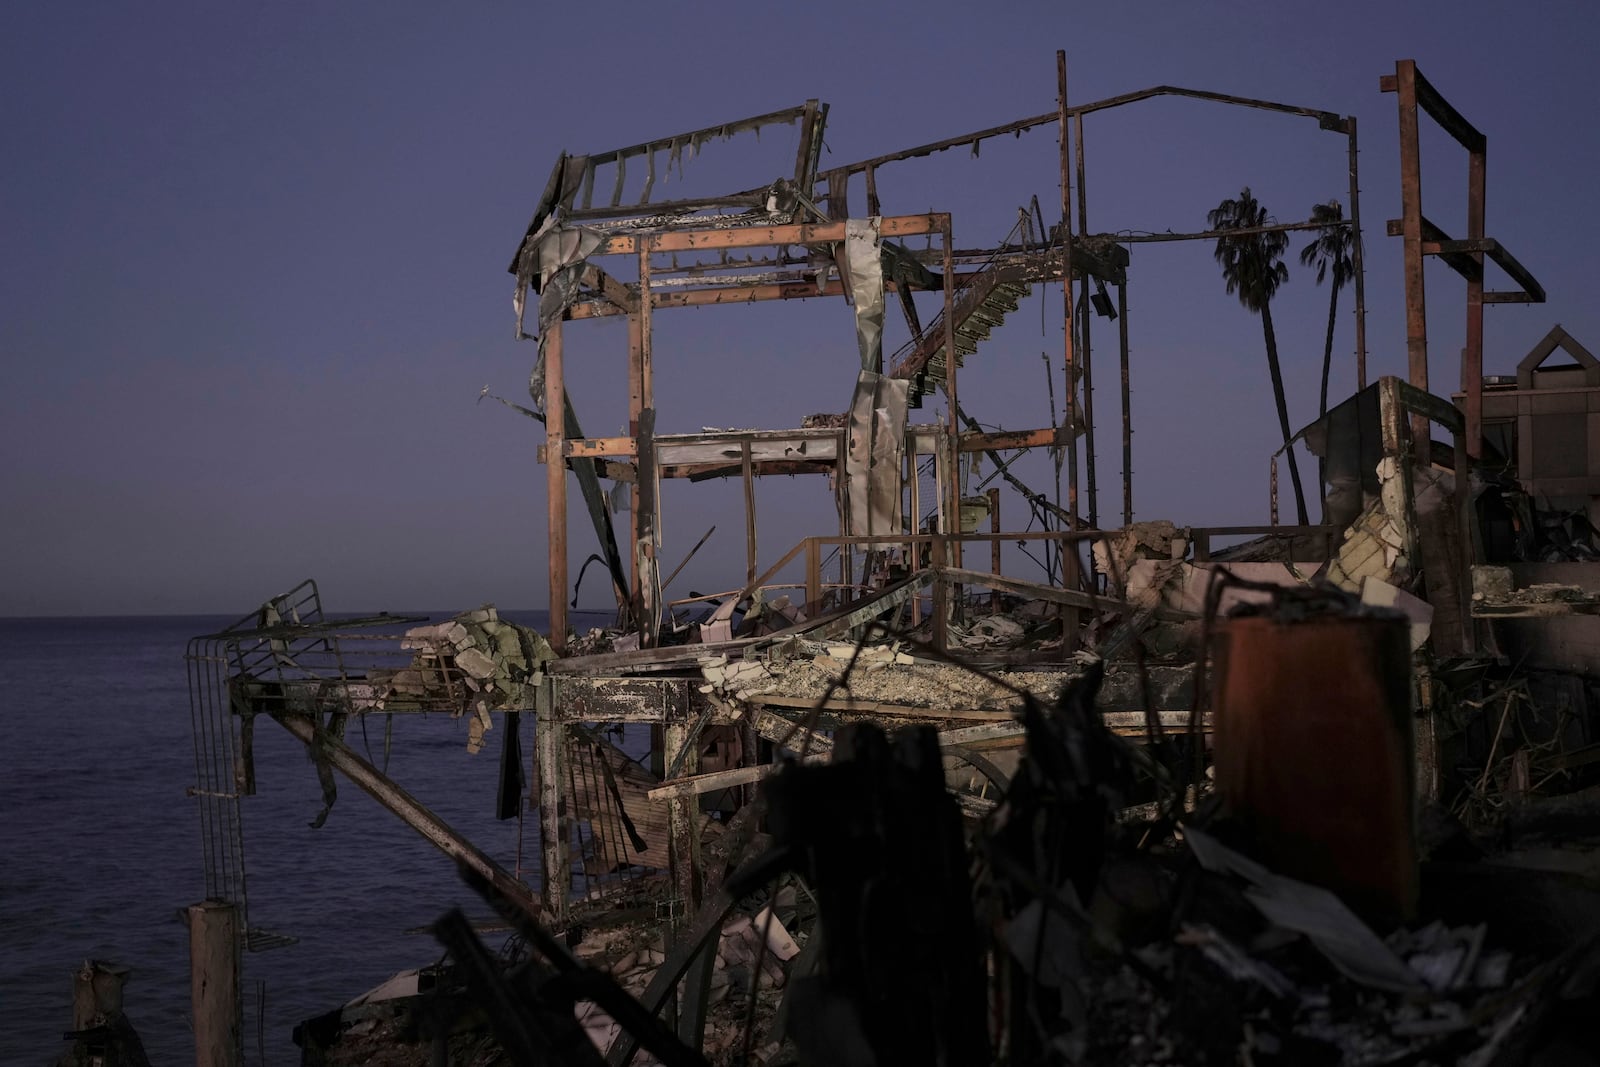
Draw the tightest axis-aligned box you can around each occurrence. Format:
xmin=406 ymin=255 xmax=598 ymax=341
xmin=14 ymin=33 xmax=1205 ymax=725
xmin=376 ymin=606 xmax=554 ymax=752
xmin=572 ymin=902 xmax=804 ymax=1064
xmin=698 ymin=637 xmax=1071 ymax=709
xmin=298 ymin=897 xmax=811 ymax=1067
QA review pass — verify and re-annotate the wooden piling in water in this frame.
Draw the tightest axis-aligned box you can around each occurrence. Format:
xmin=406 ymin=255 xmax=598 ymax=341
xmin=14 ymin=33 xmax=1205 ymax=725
xmin=188 ymin=899 xmax=241 ymax=1067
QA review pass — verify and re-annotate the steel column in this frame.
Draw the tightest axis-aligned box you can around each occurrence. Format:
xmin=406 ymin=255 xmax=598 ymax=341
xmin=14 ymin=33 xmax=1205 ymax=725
xmin=1058 ymin=51 xmax=1079 ymax=538
xmin=1465 ymin=139 xmax=1486 ymax=459
xmin=544 ymin=319 xmax=568 ymax=653
xmin=1119 ymin=280 xmax=1132 ymax=526
xmin=1394 ymin=61 xmax=1431 ymax=446
xmin=1074 ymin=111 xmax=1097 ymax=535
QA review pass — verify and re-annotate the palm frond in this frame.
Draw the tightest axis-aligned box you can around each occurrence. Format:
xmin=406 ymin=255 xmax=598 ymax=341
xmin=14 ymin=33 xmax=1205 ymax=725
xmin=1299 ymin=200 xmax=1354 ymax=291
xmin=1209 ymin=186 xmax=1287 ymax=311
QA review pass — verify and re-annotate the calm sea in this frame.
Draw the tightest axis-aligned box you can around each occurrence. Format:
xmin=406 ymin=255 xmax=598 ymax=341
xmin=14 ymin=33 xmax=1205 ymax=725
xmin=0 ymin=610 xmax=609 ymax=1065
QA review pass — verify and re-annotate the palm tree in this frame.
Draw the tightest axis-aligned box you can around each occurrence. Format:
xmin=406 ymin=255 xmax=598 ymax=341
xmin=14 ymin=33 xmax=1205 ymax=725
xmin=1209 ymin=187 xmax=1308 ymax=526
xmin=1300 ymin=200 xmax=1355 ymax=421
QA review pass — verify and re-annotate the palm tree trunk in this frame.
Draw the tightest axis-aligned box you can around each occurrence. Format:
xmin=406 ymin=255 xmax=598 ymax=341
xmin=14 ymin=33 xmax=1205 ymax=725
xmin=1317 ymin=286 xmax=1340 ymax=518
xmin=1319 ymin=286 xmax=1339 ymax=419
xmin=1261 ymin=302 xmax=1310 ymax=525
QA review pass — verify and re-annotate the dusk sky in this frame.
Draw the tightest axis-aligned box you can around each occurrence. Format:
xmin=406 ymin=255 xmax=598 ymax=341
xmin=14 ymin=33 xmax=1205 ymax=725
xmin=5 ymin=1 xmax=1598 ymax=617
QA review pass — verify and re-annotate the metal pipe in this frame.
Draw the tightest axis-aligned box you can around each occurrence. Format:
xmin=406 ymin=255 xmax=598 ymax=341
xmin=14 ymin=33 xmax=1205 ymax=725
xmin=1466 ymin=142 xmax=1486 ymax=459
xmin=1075 ymin=110 xmax=1098 ymax=540
xmin=1119 ymin=280 xmax=1132 ymax=526
xmin=271 ymin=712 xmax=539 ymax=916
xmin=1058 ymin=51 xmax=1079 ymax=536
xmin=943 ymin=216 xmax=960 ymax=570
xmin=1395 ymin=61 xmax=1431 ymax=446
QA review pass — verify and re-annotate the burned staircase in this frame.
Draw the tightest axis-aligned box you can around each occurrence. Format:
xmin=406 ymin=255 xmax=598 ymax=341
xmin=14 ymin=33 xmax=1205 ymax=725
xmin=889 ymin=258 xmax=1032 ymax=406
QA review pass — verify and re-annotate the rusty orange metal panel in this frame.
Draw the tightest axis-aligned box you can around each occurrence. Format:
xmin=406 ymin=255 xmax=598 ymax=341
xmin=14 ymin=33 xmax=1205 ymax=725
xmin=1213 ymin=612 xmax=1416 ymax=919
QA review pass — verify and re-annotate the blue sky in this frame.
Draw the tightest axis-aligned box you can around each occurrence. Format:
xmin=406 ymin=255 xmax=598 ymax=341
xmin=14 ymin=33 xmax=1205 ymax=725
xmin=4 ymin=0 xmax=1597 ymax=616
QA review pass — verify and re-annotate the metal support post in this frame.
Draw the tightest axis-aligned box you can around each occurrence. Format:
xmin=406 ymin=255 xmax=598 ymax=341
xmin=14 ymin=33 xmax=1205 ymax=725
xmin=544 ymin=319 xmax=568 ymax=653
xmin=1118 ymin=280 xmax=1133 ymax=525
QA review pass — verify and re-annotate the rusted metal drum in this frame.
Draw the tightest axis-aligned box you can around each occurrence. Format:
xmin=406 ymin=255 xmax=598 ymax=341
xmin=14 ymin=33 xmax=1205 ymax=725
xmin=1213 ymin=608 xmax=1417 ymax=920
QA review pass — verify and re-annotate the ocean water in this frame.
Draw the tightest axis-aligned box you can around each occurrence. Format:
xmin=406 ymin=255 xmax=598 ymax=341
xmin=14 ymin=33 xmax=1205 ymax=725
xmin=0 ymin=610 xmax=609 ymax=1066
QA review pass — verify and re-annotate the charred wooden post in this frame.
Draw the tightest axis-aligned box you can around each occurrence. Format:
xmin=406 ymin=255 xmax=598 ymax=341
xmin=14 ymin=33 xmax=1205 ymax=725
xmin=188 ymin=900 xmax=241 ymax=1067
xmin=73 ymin=960 xmax=130 ymax=1032
xmin=60 ymin=960 xmax=150 ymax=1067
xmin=536 ymin=676 xmax=569 ymax=923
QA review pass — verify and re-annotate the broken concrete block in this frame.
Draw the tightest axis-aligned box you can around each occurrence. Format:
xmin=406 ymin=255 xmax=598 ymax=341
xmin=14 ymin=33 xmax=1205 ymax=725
xmin=699 ymin=619 xmax=733 ymax=644
xmin=753 ymin=905 xmax=800 ymax=961
xmin=455 ymin=646 xmax=497 ymax=680
xmin=1361 ymin=577 xmax=1433 ymax=651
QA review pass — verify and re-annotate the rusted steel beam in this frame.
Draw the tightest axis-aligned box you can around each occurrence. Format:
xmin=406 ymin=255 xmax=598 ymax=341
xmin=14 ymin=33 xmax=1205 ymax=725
xmin=793 ymin=99 xmax=822 ymax=189
xmin=1381 ymin=65 xmax=1486 ymax=154
xmin=627 ymin=312 xmax=644 ymax=615
xmin=957 ymin=426 xmax=1061 ymax=452
xmin=942 ymin=216 xmax=960 ymax=570
xmin=545 ymin=320 xmax=568 ymax=654
xmin=1466 ymin=139 xmax=1486 ymax=460
xmin=587 ymin=104 xmax=812 ymax=169
xmin=1115 ymin=219 xmax=1348 ymax=243
xmin=1060 ymin=51 xmax=1080 ymax=540
xmin=1381 ymin=220 xmax=1546 ymax=301
xmin=564 ymin=193 xmax=765 ymax=221
xmin=668 ymin=459 xmax=833 ymax=481
xmin=579 ymin=264 xmax=637 ymax=313
xmin=596 ymin=214 xmax=944 ymax=256
xmin=836 ymin=112 xmax=1057 ymax=176
xmin=1392 ymin=377 xmax=1465 ymax=434
xmin=1392 ymin=59 xmax=1431 ymax=446
xmin=829 ymin=84 xmax=1341 ymax=182
xmin=1482 ymin=242 xmax=1545 ymax=303
xmin=563 ymin=436 xmax=636 ymax=458
xmin=1386 ymin=215 xmax=1479 ymax=278
xmin=1069 ymin=84 xmax=1343 ymax=125
xmin=567 ymin=248 xmax=1107 ymax=320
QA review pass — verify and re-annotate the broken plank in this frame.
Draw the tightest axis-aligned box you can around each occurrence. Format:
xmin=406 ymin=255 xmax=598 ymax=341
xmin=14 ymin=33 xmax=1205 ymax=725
xmin=646 ymin=756 xmax=827 ymax=802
